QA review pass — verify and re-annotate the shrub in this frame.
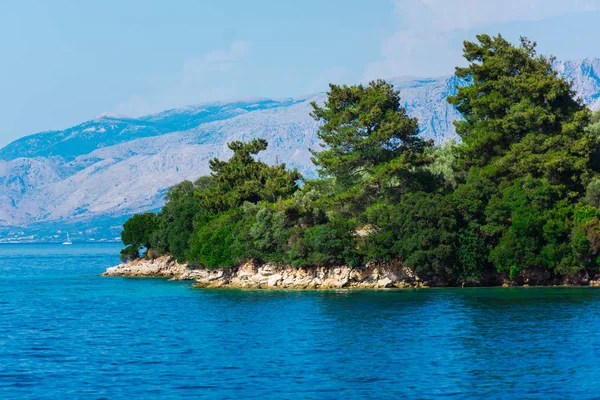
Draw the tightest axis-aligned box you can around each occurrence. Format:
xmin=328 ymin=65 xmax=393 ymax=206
xmin=120 ymin=245 xmax=140 ymax=262
xmin=288 ymin=218 xmax=360 ymax=267
xmin=121 ymin=212 xmax=158 ymax=251
xmin=186 ymin=209 xmax=249 ymax=268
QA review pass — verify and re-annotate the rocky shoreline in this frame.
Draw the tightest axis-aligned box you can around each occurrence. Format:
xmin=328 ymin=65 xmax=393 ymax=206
xmin=102 ymin=256 xmax=600 ymax=289
xmin=102 ymin=256 xmax=427 ymax=289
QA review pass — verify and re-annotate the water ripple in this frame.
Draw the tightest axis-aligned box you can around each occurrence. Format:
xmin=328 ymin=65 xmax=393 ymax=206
xmin=1 ymin=244 xmax=600 ymax=398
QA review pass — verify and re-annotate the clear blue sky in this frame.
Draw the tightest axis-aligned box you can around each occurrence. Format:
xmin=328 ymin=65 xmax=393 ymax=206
xmin=1 ymin=0 xmax=600 ymax=148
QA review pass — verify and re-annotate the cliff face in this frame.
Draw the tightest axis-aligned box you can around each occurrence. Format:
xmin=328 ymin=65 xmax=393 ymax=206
xmin=103 ymin=255 xmax=600 ymax=289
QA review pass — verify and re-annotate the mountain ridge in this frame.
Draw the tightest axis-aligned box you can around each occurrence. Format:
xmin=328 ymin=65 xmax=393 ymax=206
xmin=1 ymin=58 xmax=600 ymax=241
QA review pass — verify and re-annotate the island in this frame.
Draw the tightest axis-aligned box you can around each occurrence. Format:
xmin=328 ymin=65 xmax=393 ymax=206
xmin=104 ymin=34 xmax=600 ymax=289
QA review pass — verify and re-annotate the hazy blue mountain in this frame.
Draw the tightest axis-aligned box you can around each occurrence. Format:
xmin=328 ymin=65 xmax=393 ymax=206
xmin=556 ymin=58 xmax=600 ymax=110
xmin=0 ymin=98 xmax=306 ymax=162
xmin=1 ymin=58 xmax=599 ymax=241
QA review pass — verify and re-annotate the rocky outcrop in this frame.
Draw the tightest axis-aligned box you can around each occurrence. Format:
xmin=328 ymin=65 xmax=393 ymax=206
xmin=589 ymin=273 xmax=600 ymax=287
xmin=102 ymin=256 xmax=190 ymax=278
xmin=190 ymin=262 xmax=427 ymax=289
xmin=103 ymin=256 xmax=600 ymax=288
xmin=102 ymin=256 xmax=427 ymax=289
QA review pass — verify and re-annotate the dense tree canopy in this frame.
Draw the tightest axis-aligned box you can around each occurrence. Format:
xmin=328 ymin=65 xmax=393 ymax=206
xmin=446 ymin=34 xmax=600 ymax=278
xmin=198 ymin=138 xmax=302 ymax=213
xmin=150 ymin=179 xmax=209 ymax=262
xmin=119 ymin=34 xmax=600 ymax=285
xmin=311 ymin=80 xmax=430 ymax=186
xmin=120 ymin=212 xmax=158 ymax=260
xmin=309 ymin=80 xmax=435 ymax=219
xmin=449 ymin=34 xmax=596 ymax=191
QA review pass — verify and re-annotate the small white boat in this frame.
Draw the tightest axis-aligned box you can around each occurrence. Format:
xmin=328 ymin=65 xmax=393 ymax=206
xmin=62 ymin=233 xmax=72 ymax=245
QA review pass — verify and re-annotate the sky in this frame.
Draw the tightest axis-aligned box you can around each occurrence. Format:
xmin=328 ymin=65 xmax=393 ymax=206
xmin=1 ymin=0 xmax=600 ymax=148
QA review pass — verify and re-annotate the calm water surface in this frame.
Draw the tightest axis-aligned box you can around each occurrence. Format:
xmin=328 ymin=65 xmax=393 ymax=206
xmin=1 ymin=243 xmax=600 ymax=399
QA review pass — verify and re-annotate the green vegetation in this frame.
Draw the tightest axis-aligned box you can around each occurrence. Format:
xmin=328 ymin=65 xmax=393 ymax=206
xmin=120 ymin=212 xmax=158 ymax=261
xmin=120 ymin=34 xmax=600 ymax=284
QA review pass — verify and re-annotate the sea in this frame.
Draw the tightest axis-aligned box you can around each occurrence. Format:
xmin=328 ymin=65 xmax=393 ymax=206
xmin=1 ymin=243 xmax=600 ymax=399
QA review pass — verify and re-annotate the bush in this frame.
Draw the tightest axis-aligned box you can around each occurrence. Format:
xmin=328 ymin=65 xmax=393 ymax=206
xmin=457 ymin=230 xmax=487 ymax=280
xmin=186 ymin=208 xmax=250 ymax=268
xmin=584 ymin=178 xmax=600 ymax=209
xmin=288 ymin=218 xmax=360 ymax=267
xmin=363 ymin=192 xmax=459 ymax=278
xmin=120 ymin=245 xmax=140 ymax=262
xmin=121 ymin=212 xmax=158 ymax=251
xmin=116 ymin=35 xmax=600 ymax=283
xmin=486 ymin=178 xmax=558 ymax=273
xmin=248 ymin=206 xmax=290 ymax=263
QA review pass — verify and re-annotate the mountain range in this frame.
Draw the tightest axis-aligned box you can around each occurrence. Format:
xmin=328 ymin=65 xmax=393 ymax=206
xmin=1 ymin=58 xmax=600 ymax=242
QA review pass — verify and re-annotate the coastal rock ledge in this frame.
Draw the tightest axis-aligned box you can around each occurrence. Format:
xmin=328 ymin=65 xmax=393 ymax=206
xmin=103 ymin=255 xmax=600 ymax=288
xmin=102 ymin=256 xmax=427 ymax=289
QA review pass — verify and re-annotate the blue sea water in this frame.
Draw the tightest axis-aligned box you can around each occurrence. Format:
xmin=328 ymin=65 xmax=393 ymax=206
xmin=2 ymin=244 xmax=600 ymax=399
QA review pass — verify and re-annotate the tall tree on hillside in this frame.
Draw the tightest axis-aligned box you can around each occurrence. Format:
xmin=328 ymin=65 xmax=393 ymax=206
xmin=448 ymin=34 xmax=600 ymax=277
xmin=310 ymin=80 xmax=432 ymax=207
xmin=197 ymin=138 xmax=302 ymax=213
xmin=448 ymin=34 xmax=597 ymax=191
